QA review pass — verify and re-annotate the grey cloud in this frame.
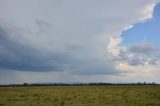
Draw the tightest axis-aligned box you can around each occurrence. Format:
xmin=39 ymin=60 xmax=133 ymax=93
xmin=113 ymin=49 xmax=144 ymax=66
xmin=0 ymin=0 xmax=126 ymax=75
xmin=36 ymin=19 xmax=52 ymax=32
xmin=0 ymin=0 xmax=158 ymax=84
xmin=0 ymin=22 xmax=117 ymax=75
xmin=0 ymin=25 xmax=70 ymax=72
xmin=70 ymin=60 xmax=118 ymax=75
xmin=129 ymin=42 xmax=156 ymax=54
xmin=114 ymin=46 xmax=159 ymax=67
xmin=127 ymin=57 xmax=144 ymax=66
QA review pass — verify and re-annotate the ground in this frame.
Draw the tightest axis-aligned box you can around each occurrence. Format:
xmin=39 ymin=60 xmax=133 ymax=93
xmin=0 ymin=85 xmax=160 ymax=106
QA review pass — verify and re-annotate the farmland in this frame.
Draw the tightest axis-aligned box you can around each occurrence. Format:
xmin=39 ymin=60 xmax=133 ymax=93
xmin=0 ymin=85 xmax=160 ymax=106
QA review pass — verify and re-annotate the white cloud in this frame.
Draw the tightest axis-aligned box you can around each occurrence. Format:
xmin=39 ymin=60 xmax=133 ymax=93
xmin=123 ymin=25 xmax=134 ymax=32
xmin=140 ymin=3 xmax=156 ymax=20
xmin=107 ymin=36 xmax=122 ymax=56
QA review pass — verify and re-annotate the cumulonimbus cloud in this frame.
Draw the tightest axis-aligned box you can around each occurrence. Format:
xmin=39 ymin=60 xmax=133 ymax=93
xmin=0 ymin=0 xmax=160 ymax=84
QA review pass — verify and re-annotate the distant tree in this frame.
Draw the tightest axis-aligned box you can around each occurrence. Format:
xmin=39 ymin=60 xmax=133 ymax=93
xmin=152 ymin=82 xmax=156 ymax=85
xmin=24 ymin=83 xmax=28 ymax=86
xmin=137 ymin=82 xmax=141 ymax=85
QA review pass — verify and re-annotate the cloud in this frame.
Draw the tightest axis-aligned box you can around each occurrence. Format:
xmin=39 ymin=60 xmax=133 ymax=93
xmin=0 ymin=23 xmax=71 ymax=72
xmin=140 ymin=3 xmax=156 ymax=20
xmin=110 ymin=2 xmax=160 ymax=81
xmin=129 ymin=42 xmax=156 ymax=53
xmin=0 ymin=19 xmax=117 ymax=75
xmin=0 ymin=0 xmax=160 ymax=84
xmin=107 ymin=36 xmax=122 ymax=56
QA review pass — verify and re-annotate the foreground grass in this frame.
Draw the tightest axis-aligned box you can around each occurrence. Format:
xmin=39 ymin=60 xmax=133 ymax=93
xmin=0 ymin=85 xmax=160 ymax=106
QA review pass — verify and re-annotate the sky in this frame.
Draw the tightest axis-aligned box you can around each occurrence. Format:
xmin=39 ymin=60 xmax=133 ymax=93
xmin=0 ymin=0 xmax=160 ymax=84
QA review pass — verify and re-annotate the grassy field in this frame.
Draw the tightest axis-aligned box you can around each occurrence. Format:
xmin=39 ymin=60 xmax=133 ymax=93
xmin=0 ymin=85 xmax=160 ymax=106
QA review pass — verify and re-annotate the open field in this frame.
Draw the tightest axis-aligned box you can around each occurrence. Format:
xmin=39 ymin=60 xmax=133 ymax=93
xmin=0 ymin=85 xmax=160 ymax=106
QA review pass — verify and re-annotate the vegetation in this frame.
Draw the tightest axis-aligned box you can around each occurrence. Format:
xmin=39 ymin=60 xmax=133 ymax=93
xmin=0 ymin=85 xmax=160 ymax=106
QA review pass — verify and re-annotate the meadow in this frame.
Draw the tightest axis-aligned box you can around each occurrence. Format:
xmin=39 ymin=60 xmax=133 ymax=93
xmin=0 ymin=85 xmax=160 ymax=106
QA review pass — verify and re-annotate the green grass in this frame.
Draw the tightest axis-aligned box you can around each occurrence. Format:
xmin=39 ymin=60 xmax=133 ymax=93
xmin=0 ymin=85 xmax=160 ymax=106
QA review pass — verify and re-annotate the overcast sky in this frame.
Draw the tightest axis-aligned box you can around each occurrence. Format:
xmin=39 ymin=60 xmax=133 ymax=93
xmin=0 ymin=0 xmax=160 ymax=84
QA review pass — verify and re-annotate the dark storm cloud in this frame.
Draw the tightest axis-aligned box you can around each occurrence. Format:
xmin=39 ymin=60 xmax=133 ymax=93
xmin=0 ymin=23 xmax=118 ymax=75
xmin=0 ymin=25 xmax=69 ymax=72
xmin=0 ymin=0 xmax=157 ymax=79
